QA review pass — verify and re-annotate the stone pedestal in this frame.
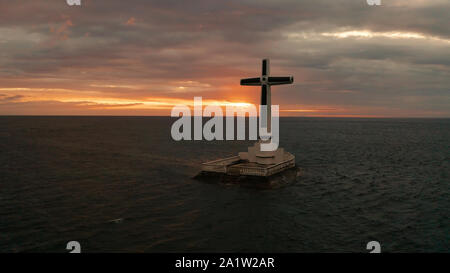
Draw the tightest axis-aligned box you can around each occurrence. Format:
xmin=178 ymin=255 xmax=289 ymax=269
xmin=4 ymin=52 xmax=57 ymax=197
xmin=238 ymin=141 xmax=286 ymax=165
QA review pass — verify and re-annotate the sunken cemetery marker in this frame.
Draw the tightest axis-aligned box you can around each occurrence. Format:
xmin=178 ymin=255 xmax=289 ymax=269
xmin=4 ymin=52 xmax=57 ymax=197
xmin=199 ymin=59 xmax=296 ymax=180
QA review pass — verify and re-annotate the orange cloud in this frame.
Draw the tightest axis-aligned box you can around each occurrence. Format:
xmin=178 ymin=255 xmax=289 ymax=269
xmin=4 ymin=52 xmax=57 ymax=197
xmin=125 ymin=17 xmax=136 ymax=26
xmin=49 ymin=19 xmax=73 ymax=40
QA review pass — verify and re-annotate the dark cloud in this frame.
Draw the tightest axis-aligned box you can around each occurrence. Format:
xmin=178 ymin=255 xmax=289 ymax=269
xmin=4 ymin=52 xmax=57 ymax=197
xmin=0 ymin=94 xmax=24 ymax=102
xmin=0 ymin=0 xmax=449 ymax=116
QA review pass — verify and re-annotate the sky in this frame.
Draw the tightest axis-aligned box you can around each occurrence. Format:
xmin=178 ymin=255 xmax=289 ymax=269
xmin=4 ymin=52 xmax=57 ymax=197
xmin=0 ymin=0 xmax=449 ymax=117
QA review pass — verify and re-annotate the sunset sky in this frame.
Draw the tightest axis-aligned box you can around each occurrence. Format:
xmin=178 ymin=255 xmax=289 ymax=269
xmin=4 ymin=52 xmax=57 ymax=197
xmin=0 ymin=0 xmax=449 ymax=117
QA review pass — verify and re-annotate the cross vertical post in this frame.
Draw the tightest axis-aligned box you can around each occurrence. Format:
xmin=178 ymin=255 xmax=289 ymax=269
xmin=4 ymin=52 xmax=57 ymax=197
xmin=240 ymin=59 xmax=293 ymax=141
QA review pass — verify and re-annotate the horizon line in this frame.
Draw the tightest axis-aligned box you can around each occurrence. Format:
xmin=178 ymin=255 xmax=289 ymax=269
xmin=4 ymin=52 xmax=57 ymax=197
xmin=1 ymin=115 xmax=449 ymax=119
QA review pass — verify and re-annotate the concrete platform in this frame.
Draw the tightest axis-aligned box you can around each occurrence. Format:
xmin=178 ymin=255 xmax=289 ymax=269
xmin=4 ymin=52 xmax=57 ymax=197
xmin=201 ymin=151 xmax=295 ymax=177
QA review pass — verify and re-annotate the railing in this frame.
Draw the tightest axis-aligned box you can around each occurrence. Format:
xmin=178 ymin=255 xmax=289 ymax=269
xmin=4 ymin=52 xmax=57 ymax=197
xmin=202 ymin=153 xmax=295 ymax=177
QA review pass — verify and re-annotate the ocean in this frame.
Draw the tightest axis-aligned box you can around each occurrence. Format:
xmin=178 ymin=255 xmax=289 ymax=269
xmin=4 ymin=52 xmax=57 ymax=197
xmin=0 ymin=116 xmax=448 ymax=252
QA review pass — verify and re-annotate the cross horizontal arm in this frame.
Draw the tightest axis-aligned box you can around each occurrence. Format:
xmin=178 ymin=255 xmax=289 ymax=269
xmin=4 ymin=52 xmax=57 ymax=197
xmin=267 ymin=76 xmax=294 ymax=85
xmin=240 ymin=77 xmax=261 ymax=86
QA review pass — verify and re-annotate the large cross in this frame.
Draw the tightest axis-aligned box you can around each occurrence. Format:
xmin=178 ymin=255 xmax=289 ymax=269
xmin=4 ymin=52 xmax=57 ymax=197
xmin=240 ymin=59 xmax=293 ymax=136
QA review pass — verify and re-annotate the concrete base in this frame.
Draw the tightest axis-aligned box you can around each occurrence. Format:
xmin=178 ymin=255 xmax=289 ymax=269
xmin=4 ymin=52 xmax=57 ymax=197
xmin=201 ymin=149 xmax=295 ymax=177
xmin=238 ymin=141 xmax=286 ymax=165
xmin=195 ymin=165 xmax=299 ymax=189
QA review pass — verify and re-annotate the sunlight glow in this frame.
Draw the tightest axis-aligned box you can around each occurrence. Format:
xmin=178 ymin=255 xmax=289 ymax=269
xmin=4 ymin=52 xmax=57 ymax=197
xmin=0 ymin=87 xmax=255 ymax=112
xmin=320 ymin=30 xmax=450 ymax=43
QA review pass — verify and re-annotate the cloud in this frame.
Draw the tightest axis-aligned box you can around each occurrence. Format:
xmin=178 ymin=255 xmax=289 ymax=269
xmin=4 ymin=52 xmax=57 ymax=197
xmin=125 ymin=17 xmax=136 ymax=26
xmin=0 ymin=0 xmax=448 ymax=116
xmin=0 ymin=94 xmax=25 ymax=103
